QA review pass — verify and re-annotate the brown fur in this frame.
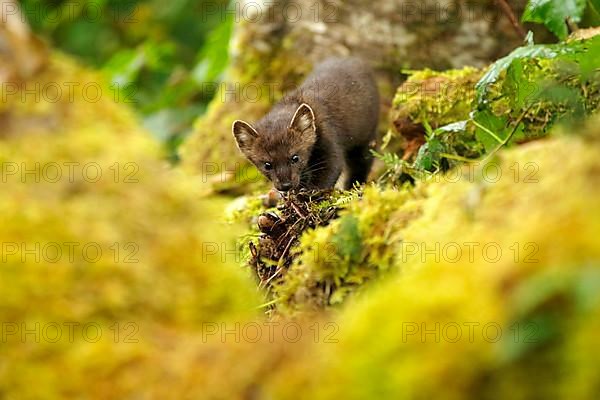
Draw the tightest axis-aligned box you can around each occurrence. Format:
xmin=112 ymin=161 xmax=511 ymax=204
xmin=233 ymin=57 xmax=379 ymax=191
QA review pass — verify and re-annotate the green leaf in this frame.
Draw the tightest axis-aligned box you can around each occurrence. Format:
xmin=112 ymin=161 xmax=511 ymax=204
xmin=576 ymin=34 xmax=600 ymax=80
xmin=538 ymin=85 xmax=586 ymax=124
xmin=414 ymin=138 xmax=445 ymax=171
xmin=522 ymin=0 xmax=587 ymax=40
xmin=476 ymin=41 xmax=577 ymax=104
xmin=473 ymin=110 xmax=510 ymax=152
xmin=434 ymin=120 xmax=468 ymax=134
xmin=333 ymin=216 xmax=363 ymax=264
xmin=192 ymin=12 xmax=234 ymax=84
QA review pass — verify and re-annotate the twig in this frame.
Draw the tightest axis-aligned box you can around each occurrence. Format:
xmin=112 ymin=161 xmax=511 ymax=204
xmin=277 ymin=218 xmax=303 ymax=246
xmin=289 ymin=200 xmax=307 ymax=219
xmin=264 ymin=266 xmax=283 ymax=287
xmin=566 ymin=17 xmax=579 ymax=35
xmin=439 ymin=152 xmax=481 ymax=163
xmin=495 ymin=0 xmax=527 ymax=40
xmin=277 ymin=237 xmax=295 ymax=269
xmin=256 ymin=297 xmax=280 ymax=309
xmin=260 ymin=237 xmax=295 ymax=288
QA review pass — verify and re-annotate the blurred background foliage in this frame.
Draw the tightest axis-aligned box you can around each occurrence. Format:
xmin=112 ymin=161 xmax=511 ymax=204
xmin=20 ymin=0 xmax=233 ymax=160
xmin=17 ymin=0 xmax=600 ymax=162
xmin=523 ymin=0 xmax=600 ymax=40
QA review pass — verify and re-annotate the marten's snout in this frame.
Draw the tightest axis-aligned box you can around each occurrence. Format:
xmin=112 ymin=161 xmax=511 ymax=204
xmin=277 ymin=182 xmax=293 ymax=192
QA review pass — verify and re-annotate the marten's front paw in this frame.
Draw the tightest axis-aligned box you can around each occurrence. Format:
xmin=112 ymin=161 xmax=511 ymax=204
xmin=260 ymin=188 xmax=282 ymax=208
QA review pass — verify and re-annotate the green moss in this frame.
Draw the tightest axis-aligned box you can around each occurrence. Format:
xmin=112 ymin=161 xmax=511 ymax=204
xmin=384 ymin=67 xmax=482 ymax=149
xmin=274 ymin=186 xmax=425 ymax=314
xmin=206 ymin=117 xmax=600 ymax=400
xmin=4 ymin=50 xmax=599 ymax=400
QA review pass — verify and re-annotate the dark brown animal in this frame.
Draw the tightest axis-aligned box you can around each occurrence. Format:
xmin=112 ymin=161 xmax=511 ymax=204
xmin=232 ymin=57 xmax=379 ymax=191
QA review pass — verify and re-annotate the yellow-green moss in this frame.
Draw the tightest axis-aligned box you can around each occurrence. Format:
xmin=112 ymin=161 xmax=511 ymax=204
xmin=4 ymin=33 xmax=600 ymax=400
xmin=1 ymin=53 xmax=143 ymax=138
xmin=384 ymin=67 xmax=482 ymax=149
xmin=274 ymin=186 xmax=426 ymax=314
xmin=276 ymin=119 xmax=600 ymax=399
xmin=0 ymin=53 xmax=261 ymax=398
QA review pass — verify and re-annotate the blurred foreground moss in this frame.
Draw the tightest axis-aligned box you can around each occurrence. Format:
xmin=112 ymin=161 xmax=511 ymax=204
xmin=0 ymin=54 xmax=261 ymax=398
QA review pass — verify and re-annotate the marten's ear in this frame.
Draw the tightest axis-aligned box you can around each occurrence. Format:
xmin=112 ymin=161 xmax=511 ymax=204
xmin=232 ymin=120 xmax=258 ymax=152
xmin=289 ymin=103 xmax=316 ymax=135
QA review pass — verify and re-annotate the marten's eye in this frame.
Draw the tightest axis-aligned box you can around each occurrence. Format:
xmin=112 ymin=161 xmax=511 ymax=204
xmin=264 ymin=162 xmax=273 ymax=171
xmin=290 ymin=155 xmax=300 ymax=164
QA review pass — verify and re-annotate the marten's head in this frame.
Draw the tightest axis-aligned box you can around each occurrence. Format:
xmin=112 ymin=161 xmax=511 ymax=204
xmin=232 ymin=103 xmax=317 ymax=192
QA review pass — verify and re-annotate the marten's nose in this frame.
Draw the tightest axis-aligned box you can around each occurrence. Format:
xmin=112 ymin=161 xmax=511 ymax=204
xmin=279 ymin=182 xmax=292 ymax=191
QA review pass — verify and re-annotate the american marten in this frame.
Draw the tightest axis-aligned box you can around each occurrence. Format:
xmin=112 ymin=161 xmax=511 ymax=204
xmin=232 ymin=57 xmax=379 ymax=191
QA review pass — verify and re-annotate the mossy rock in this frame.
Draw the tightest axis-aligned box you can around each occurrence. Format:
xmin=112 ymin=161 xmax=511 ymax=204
xmin=384 ymin=34 xmax=600 ymax=181
xmin=385 ymin=66 xmax=483 ymax=158
xmin=272 ymin=186 xmax=425 ymax=314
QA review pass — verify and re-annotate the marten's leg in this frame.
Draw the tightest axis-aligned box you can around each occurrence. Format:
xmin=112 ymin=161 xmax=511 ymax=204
xmin=308 ymin=158 xmax=342 ymax=189
xmin=304 ymin=143 xmax=343 ymax=189
xmin=344 ymin=144 xmax=373 ymax=189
